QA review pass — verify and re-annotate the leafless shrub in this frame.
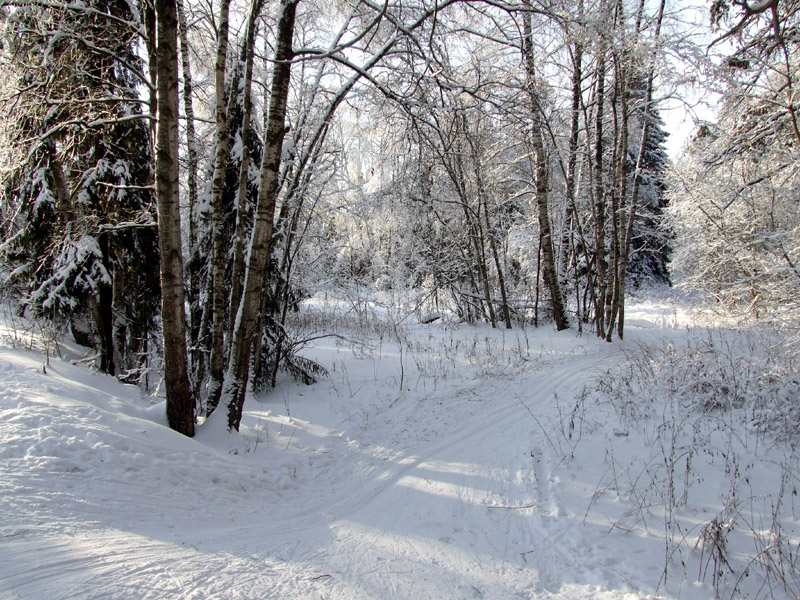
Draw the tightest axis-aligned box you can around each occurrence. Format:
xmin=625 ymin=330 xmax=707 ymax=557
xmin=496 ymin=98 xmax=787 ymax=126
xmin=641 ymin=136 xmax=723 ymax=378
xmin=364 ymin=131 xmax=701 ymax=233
xmin=696 ymin=505 xmax=736 ymax=596
xmin=589 ymin=327 xmax=800 ymax=598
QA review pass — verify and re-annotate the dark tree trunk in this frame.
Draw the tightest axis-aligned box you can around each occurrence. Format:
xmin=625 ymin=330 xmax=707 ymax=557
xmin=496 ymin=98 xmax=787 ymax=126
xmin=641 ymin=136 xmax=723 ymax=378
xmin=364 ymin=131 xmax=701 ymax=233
xmin=97 ymin=233 xmax=116 ymax=376
xmin=155 ymin=0 xmax=194 ymax=437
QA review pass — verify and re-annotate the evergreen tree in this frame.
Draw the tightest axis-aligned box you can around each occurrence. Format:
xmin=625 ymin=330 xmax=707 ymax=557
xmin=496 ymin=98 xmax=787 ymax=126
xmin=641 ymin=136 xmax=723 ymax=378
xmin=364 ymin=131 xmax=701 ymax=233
xmin=627 ymin=109 xmax=671 ymax=288
xmin=1 ymin=0 xmax=160 ymax=383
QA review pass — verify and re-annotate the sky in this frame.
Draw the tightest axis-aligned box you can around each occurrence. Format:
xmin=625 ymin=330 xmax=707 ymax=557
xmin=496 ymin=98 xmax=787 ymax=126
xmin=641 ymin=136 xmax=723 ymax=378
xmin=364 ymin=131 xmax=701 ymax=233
xmin=658 ymin=0 xmax=725 ymax=160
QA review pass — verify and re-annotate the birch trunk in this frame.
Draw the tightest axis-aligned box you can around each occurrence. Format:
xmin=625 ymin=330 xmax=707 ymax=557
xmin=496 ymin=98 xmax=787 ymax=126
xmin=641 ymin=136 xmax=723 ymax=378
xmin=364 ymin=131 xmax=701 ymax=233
xmin=176 ymin=0 xmax=198 ymax=251
xmin=205 ymin=0 xmax=232 ymax=416
xmin=523 ymin=1 xmax=569 ymax=331
xmin=592 ymin=54 xmax=608 ymax=338
xmin=223 ymin=0 xmax=297 ymax=432
xmin=176 ymin=0 xmax=203 ymax=393
xmin=229 ymin=0 xmax=265 ymax=333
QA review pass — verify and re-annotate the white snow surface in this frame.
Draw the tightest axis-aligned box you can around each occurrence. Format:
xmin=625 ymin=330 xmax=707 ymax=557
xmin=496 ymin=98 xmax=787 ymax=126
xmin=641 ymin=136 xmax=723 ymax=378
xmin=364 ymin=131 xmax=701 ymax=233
xmin=0 ymin=299 xmax=797 ymax=599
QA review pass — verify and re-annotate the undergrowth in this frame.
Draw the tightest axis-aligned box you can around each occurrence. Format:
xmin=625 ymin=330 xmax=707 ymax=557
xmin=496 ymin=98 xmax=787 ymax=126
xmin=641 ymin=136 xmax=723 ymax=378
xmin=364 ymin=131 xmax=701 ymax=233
xmin=589 ymin=327 xmax=800 ymax=599
xmin=290 ymin=297 xmax=539 ymax=390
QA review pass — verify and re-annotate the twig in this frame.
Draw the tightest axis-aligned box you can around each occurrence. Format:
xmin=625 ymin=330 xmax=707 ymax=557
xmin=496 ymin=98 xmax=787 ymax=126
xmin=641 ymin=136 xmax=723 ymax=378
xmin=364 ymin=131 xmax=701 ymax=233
xmin=487 ymin=501 xmax=537 ymax=510
xmin=517 ymin=396 xmax=561 ymax=457
xmin=285 ymin=426 xmax=297 ymax=450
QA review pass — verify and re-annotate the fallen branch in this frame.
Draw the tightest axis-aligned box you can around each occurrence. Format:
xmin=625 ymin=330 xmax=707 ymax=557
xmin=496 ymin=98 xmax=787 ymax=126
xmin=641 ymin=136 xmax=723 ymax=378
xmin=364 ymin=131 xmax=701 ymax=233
xmin=487 ymin=501 xmax=537 ymax=510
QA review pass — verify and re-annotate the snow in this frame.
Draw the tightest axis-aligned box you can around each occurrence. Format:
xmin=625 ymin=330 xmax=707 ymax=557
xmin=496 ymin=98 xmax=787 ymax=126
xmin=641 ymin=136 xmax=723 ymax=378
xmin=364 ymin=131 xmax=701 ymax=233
xmin=0 ymin=298 xmax=797 ymax=599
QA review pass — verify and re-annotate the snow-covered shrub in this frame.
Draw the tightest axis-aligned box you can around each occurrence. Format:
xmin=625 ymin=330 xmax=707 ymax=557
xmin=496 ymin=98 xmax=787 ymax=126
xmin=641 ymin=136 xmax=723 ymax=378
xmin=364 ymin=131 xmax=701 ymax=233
xmin=590 ymin=328 xmax=800 ymax=597
xmin=667 ymin=60 xmax=800 ymax=323
xmin=603 ymin=329 xmax=800 ymax=439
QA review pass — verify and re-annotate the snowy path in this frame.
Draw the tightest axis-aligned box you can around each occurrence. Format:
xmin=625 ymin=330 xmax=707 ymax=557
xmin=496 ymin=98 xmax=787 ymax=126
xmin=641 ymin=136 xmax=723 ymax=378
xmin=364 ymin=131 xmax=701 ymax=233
xmin=0 ymin=316 xmax=677 ymax=599
xmin=309 ymin=350 xmax=626 ymax=600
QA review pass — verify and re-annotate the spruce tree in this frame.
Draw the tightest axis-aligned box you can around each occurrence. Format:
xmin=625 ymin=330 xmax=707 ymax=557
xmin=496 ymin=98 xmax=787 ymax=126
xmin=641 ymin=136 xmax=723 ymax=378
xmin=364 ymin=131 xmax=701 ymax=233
xmin=1 ymin=0 xmax=160 ymax=383
xmin=627 ymin=109 xmax=671 ymax=288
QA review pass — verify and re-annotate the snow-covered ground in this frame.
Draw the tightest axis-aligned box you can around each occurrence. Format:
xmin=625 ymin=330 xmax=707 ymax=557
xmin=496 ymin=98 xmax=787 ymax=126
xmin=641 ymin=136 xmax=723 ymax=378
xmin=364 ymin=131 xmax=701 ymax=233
xmin=1 ymin=297 xmax=797 ymax=599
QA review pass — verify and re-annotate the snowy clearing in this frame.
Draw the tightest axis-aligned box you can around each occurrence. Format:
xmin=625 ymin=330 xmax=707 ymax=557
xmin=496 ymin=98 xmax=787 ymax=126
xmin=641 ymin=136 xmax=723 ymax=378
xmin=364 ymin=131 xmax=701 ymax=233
xmin=0 ymin=298 xmax=797 ymax=600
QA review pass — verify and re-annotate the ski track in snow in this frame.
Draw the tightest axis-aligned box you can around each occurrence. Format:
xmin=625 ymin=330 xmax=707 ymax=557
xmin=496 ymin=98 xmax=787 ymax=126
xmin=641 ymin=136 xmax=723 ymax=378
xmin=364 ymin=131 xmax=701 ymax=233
xmin=0 ymin=309 xmax=686 ymax=599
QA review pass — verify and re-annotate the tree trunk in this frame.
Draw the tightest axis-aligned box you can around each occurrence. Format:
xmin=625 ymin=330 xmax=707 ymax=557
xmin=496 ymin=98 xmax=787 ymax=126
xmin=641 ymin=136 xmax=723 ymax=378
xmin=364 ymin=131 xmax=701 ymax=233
xmin=229 ymin=0 xmax=265 ymax=335
xmin=461 ymin=193 xmax=496 ymax=327
xmin=176 ymin=0 xmax=203 ymax=391
xmin=142 ymin=0 xmax=158 ymax=139
xmin=532 ymin=129 xmax=568 ymax=331
xmin=155 ymin=0 xmax=194 ymax=437
xmin=223 ymin=0 xmax=297 ymax=432
xmin=46 ymin=141 xmax=74 ymax=225
xmin=112 ymin=262 xmax=127 ymax=377
xmin=442 ymin=121 xmax=496 ymax=327
xmin=206 ymin=0 xmax=233 ymax=416
xmin=480 ymin=176 xmax=512 ymax=330
xmin=176 ymin=0 xmax=198 ymax=251
xmin=522 ymin=2 xmax=569 ymax=331
xmin=617 ymin=0 xmax=666 ymax=340
xmin=559 ymin=29 xmax=583 ymax=291
xmin=592 ymin=54 xmax=608 ymax=339
xmin=606 ymin=64 xmax=628 ymax=341
xmin=486 ymin=216 xmax=512 ymax=329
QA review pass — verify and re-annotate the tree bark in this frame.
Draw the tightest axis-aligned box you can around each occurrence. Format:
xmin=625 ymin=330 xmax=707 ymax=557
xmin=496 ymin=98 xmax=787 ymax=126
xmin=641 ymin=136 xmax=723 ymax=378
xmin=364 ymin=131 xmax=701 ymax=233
xmin=522 ymin=1 xmax=569 ymax=331
xmin=205 ymin=0 xmax=233 ymax=416
xmin=606 ymin=61 xmax=628 ymax=341
xmin=176 ymin=0 xmax=203 ymax=393
xmin=223 ymin=0 xmax=297 ymax=432
xmin=46 ymin=141 xmax=74 ymax=226
xmin=592 ymin=54 xmax=608 ymax=339
xmin=112 ymin=262 xmax=127 ymax=377
xmin=155 ymin=0 xmax=194 ymax=436
xmin=143 ymin=0 xmax=158 ymax=139
xmin=229 ymin=0 xmax=265 ymax=336
xmin=176 ymin=0 xmax=199 ymax=251
xmin=559 ymin=19 xmax=583 ymax=292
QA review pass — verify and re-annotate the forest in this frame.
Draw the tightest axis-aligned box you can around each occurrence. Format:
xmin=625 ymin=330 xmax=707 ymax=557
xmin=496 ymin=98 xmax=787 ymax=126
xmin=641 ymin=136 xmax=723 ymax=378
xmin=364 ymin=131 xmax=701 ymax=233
xmin=1 ymin=0 xmax=797 ymax=431
xmin=1 ymin=0 xmax=799 ymax=596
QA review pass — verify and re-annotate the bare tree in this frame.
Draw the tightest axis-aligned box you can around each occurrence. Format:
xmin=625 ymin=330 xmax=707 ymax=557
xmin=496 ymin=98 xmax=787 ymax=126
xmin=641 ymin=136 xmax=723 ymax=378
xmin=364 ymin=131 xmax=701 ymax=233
xmin=223 ymin=0 xmax=298 ymax=432
xmin=205 ymin=0 xmax=233 ymax=415
xmin=522 ymin=0 xmax=569 ymax=331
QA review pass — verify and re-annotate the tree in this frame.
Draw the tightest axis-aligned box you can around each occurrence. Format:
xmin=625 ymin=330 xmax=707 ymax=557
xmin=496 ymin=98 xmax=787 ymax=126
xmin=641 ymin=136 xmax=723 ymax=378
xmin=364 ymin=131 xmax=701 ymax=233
xmin=188 ymin=0 xmax=265 ymax=416
xmin=222 ymin=0 xmax=298 ymax=432
xmin=1 ymin=0 xmax=161 ymax=384
xmin=667 ymin=0 xmax=800 ymax=321
xmin=522 ymin=0 xmax=570 ymax=331
xmin=0 ymin=0 xmax=680 ymax=437
xmin=668 ymin=82 xmax=800 ymax=318
xmin=205 ymin=0 xmax=233 ymax=413
xmin=626 ymin=109 xmax=670 ymax=289
xmin=155 ymin=0 xmax=195 ymax=436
